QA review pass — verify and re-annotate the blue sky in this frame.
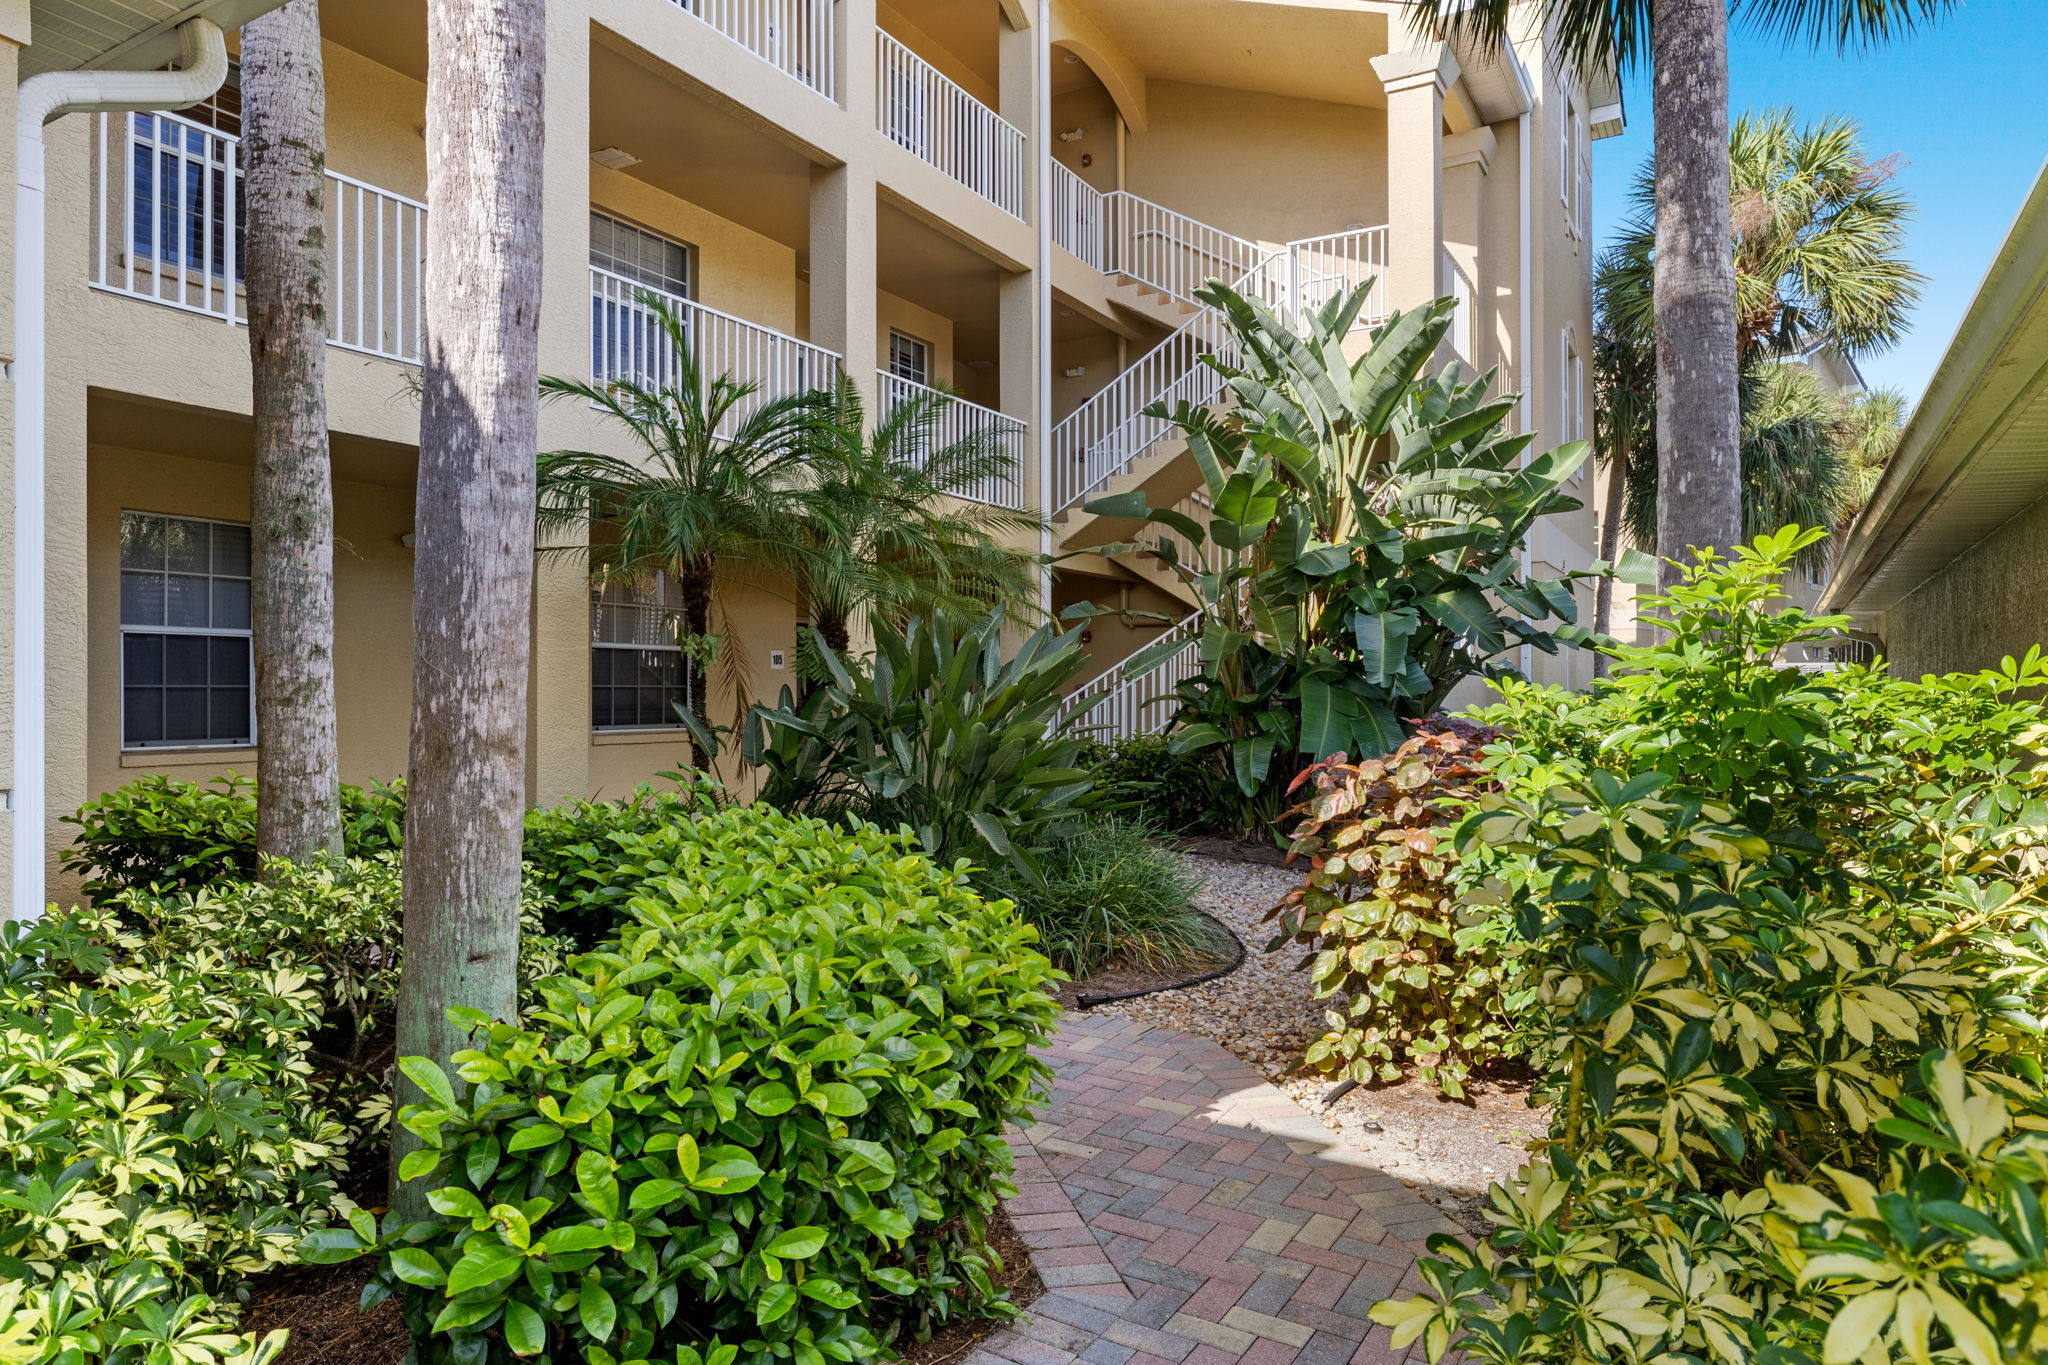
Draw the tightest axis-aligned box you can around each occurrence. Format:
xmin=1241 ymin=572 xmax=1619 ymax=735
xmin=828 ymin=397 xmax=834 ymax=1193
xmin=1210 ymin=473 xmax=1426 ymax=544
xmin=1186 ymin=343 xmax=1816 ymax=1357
xmin=1589 ymin=0 xmax=2048 ymax=402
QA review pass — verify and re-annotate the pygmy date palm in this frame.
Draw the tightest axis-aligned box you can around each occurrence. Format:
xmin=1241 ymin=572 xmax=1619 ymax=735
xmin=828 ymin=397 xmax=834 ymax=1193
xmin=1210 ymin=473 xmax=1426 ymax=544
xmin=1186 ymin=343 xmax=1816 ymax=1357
xmin=536 ymin=296 xmax=833 ymax=765
xmin=1410 ymin=0 xmax=1952 ymax=575
xmin=798 ymin=376 xmax=1045 ymax=660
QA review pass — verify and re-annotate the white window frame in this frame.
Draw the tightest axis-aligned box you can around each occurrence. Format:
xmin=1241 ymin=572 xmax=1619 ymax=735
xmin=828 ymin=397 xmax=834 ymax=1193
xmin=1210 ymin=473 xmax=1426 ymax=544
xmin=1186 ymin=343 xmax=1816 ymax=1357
xmin=118 ymin=510 xmax=256 ymax=752
xmin=588 ymin=210 xmax=694 ymax=300
xmin=590 ymin=570 xmax=696 ymax=734
xmin=889 ymin=330 xmax=933 ymax=387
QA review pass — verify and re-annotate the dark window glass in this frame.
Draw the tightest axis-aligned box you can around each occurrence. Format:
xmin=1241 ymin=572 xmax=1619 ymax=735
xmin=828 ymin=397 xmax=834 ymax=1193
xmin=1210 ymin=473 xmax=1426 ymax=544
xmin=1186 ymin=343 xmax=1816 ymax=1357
xmin=119 ymin=512 xmax=254 ymax=748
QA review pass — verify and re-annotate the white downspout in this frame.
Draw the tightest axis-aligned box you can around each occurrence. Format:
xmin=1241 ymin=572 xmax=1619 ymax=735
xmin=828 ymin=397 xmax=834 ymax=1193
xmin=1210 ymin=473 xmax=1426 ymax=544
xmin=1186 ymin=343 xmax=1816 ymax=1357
xmin=1036 ymin=0 xmax=1053 ymax=616
xmin=1517 ymin=103 xmax=1533 ymax=679
xmin=13 ymin=19 xmax=230 ymax=919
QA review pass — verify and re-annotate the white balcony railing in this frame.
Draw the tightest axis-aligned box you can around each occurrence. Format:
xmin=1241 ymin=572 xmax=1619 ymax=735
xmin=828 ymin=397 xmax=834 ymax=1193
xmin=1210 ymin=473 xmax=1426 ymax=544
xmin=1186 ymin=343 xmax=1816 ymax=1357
xmin=877 ymin=33 xmax=1026 ymax=217
xmin=591 ymin=267 xmax=843 ymax=434
xmin=1051 ymin=226 xmax=1389 ymax=513
xmin=1055 ymin=609 xmax=1203 ymax=739
xmin=1051 ymin=161 xmax=1104 ymax=269
xmin=90 ymin=110 xmax=428 ymax=364
xmin=877 ymin=371 xmax=1028 ymax=510
xmin=674 ymin=0 xmax=836 ymax=100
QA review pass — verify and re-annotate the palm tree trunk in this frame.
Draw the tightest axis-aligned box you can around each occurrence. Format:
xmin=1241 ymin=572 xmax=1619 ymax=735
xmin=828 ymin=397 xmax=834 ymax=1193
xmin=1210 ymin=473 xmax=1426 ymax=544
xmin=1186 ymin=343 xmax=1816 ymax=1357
xmin=394 ymin=0 xmax=545 ymax=1218
xmin=242 ymin=0 xmax=342 ymax=865
xmin=1592 ymin=447 xmax=1627 ymax=679
xmin=1650 ymin=0 xmax=1741 ymax=584
xmin=816 ymin=610 xmax=851 ymax=654
xmin=678 ymin=557 xmax=715 ymax=769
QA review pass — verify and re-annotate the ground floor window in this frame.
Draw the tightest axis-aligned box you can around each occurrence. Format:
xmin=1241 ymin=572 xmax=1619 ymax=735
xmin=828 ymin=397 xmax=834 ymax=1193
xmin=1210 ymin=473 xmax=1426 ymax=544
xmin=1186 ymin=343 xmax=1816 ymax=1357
xmin=591 ymin=572 xmax=694 ymax=731
xmin=119 ymin=512 xmax=254 ymax=749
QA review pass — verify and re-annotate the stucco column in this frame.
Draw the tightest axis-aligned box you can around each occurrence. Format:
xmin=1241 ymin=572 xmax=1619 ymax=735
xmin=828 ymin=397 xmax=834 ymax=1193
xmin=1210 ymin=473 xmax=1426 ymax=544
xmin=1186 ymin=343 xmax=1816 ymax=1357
xmin=1370 ymin=44 xmax=1459 ymax=316
xmin=1442 ymin=127 xmax=1494 ymax=368
xmin=836 ymin=0 xmax=876 ymax=129
xmin=0 ymin=0 xmax=24 ymax=897
xmin=809 ymin=164 xmax=878 ymax=411
xmin=997 ymin=4 xmax=1045 ymax=515
xmin=524 ymin=1 xmax=594 ymax=808
xmin=42 ymin=115 xmax=89 ymax=903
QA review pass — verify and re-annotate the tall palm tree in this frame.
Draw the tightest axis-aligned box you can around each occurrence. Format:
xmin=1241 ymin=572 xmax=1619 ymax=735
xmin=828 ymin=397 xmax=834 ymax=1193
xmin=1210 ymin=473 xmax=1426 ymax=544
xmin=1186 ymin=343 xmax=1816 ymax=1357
xmin=535 ymin=298 xmax=832 ymax=766
xmin=799 ymin=376 xmax=1045 ymax=658
xmin=394 ymin=0 xmax=546 ymax=1220
xmin=1604 ymin=109 xmax=1924 ymax=369
xmin=1592 ymin=107 xmax=1921 ymax=625
xmin=1411 ymin=0 xmax=1953 ymax=578
xmin=241 ymin=0 xmax=341 ymax=864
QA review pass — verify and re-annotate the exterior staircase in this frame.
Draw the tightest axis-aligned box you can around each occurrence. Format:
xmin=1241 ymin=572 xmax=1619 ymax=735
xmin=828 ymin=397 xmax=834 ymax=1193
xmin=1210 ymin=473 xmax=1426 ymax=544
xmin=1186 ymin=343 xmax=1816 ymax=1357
xmin=1048 ymin=167 xmax=1390 ymax=738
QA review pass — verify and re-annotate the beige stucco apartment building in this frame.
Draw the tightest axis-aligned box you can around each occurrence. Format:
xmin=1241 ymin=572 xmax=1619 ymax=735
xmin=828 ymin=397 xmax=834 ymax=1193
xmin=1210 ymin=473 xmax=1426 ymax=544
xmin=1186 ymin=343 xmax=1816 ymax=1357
xmin=0 ymin=0 xmax=1619 ymax=900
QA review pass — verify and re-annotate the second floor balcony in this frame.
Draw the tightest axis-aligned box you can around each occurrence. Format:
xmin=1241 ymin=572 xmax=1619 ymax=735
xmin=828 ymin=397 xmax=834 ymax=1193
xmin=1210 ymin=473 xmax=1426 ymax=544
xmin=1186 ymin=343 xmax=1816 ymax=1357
xmin=89 ymin=110 xmax=427 ymax=366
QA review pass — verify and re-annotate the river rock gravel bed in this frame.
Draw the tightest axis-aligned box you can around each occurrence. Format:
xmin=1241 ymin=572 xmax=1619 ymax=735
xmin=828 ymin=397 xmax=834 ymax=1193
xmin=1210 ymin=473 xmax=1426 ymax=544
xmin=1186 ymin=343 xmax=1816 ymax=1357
xmin=1080 ymin=851 xmax=1548 ymax=1237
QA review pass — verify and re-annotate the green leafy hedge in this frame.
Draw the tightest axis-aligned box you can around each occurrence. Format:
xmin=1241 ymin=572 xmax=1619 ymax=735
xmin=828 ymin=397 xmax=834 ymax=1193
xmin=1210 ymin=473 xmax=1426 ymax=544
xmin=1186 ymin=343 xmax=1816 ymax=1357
xmin=1077 ymin=735 xmax=1219 ymax=836
xmin=307 ymin=804 xmax=1061 ymax=1365
xmin=65 ymin=776 xmax=717 ymax=947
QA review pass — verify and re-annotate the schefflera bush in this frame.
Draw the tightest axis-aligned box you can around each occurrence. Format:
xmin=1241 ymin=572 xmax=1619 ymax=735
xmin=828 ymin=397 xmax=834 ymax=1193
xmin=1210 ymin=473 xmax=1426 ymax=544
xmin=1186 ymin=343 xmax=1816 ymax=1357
xmin=309 ymin=804 xmax=1061 ymax=1365
xmin=0 ymin=910 xmax=352 ymax=1365
xmin=1371 ymin=528 xmax=2048 ymax=1364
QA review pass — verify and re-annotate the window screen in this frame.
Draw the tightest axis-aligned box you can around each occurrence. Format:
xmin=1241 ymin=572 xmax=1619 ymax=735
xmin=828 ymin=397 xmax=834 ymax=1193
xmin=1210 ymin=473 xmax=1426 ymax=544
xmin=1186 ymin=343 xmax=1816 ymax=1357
xmin=591 ymin=572 xmax=694 ymax=731
xmin=589 ymin=211 xmax=692 ymax=297
xmin=120 ymin=512 xmax=254 ymax=749
xmin=889 ymin=331 xmax=932 ymax=386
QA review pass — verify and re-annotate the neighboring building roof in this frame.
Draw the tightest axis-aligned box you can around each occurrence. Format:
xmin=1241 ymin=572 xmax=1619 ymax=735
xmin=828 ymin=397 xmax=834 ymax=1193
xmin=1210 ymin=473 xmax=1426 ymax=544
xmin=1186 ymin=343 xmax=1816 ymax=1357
xmin=21 ymin=0 xmax=286 ymax=77
xmin=1820 ymin=160 xmax=2048 ymax=618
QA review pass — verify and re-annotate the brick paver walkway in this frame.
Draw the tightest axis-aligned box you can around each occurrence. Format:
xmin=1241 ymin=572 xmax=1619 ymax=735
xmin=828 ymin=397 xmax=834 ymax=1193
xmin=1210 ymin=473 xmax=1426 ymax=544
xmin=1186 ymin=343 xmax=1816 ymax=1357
xmin=979 ymin=1012 xmax=1466 ymax=1365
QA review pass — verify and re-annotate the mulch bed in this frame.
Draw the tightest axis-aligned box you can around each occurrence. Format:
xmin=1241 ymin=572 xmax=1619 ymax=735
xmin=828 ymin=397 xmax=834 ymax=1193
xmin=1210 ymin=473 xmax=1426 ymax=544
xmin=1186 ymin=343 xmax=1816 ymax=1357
xmin=239 ymin=1204 xmax=1041 ymax=1365
xmin=241 ymin=1259 xmax=408 ymax=1365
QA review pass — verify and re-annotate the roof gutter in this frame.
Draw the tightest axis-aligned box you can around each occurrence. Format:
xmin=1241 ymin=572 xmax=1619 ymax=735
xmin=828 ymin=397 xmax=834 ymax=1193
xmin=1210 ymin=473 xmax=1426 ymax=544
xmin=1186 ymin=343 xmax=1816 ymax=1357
xmin=1819 ymin=161 xmax=2048 ymax=616
xmin=12 ymin=17 xmax=231 ymax=919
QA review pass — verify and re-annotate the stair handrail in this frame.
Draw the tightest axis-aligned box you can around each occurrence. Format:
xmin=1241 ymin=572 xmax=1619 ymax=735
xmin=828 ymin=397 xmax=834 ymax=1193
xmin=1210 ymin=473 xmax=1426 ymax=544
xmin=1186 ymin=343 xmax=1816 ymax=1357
xmin=1050 ymin=249 xmax=1288 ymax=514
xmin=1050 ymin=225 xmax=1391 ymax=517
xmin=1054 ymin=608 xmax=1205 ymax=738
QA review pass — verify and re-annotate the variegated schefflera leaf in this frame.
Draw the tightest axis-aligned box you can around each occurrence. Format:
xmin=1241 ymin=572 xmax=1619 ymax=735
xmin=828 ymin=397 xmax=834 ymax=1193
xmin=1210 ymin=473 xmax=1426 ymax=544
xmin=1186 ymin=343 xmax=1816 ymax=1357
xmin=0 ymin=909 xmax=358 ymax=1365
xmin=1370 ymin=529 xmax=2048 ymax=1365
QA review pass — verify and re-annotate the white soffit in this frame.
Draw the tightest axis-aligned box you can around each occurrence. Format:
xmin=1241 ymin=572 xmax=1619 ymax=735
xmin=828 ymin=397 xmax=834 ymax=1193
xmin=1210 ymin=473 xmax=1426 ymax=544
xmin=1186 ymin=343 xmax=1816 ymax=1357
xmin=23 ymin=0 xmax=286 ymax=78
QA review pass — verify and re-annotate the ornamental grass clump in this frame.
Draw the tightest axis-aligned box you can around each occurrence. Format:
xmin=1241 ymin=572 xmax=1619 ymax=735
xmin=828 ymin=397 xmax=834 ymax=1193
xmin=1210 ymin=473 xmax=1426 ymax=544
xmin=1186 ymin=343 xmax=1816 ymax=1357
xmin=305 ymin=804 xmax=1061 ymax=1365
xmin=1372 ymin=527 xmax=2048 ymax=1364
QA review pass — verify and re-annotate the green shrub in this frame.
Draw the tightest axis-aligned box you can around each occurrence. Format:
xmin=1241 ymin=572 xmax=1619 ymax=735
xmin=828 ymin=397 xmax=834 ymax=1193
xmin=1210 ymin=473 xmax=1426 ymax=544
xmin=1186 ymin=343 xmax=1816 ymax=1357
xmin=1078 ymin=735 xmax=1218 ymax=835
xmin=520 ymin=780 xmax=723 ymax=945
xmin=65 ymin=776 xmax=714 ymax=947
xmin=107 ymin=856 xmax=574 ymax=1160
xmin=0 ymin=908 xmax=354 ymax=1364
xmin=745 ymin=608 xmax=1096 ymax=878
xmin=976 ymin=817 xmax=1221 ymax=976
xmin=61 ymin=774 xmax=406 ymax=900
xmin=304 ymin=805 xmax=1061 ymax=1365
xmin=1265 ymin=717 xmax=1524 ymax=1098
xmin=1086 ymin=281 xmax=1650 ymax=836
xmin=1372 ymin=528 xmax=2048 ymax=1363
